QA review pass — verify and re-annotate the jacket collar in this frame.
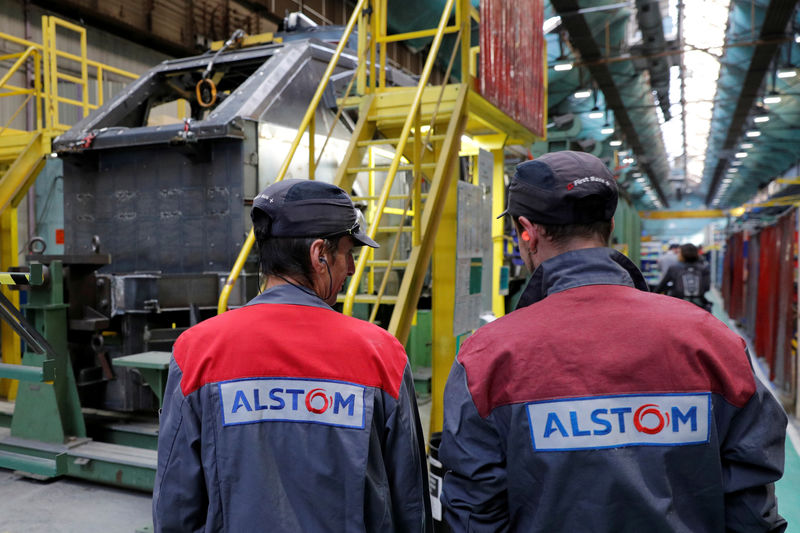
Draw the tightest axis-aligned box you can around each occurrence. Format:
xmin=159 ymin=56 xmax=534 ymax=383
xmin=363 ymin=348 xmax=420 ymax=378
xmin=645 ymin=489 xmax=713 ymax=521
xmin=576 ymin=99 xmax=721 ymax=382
xmin=516 ymin=247 xmax=649 ymax=310
xmin=247 ymin=283 xmax=332 ymax=310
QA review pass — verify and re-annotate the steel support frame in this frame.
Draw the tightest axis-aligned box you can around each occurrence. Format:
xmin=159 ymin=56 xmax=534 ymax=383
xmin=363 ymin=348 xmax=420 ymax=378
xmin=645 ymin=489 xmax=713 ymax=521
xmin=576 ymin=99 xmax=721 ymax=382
xmin=0 ymin=260 xmax=156 ymax=490
xmin=430 ymin=166 xmax=458 ymax=436
xmin=491 ymin=148 xmax=505 ymax=318
xmin=0 ymin=209 xmax=20 ymax=399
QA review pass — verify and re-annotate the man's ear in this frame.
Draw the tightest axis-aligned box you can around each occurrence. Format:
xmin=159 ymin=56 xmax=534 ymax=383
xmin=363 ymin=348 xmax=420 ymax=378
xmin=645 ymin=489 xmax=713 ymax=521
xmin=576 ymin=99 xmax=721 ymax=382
xmin=517 ymin=216 xmax=542 ymax=247
xmin=309 ymin=239 xmax=327 ymax=272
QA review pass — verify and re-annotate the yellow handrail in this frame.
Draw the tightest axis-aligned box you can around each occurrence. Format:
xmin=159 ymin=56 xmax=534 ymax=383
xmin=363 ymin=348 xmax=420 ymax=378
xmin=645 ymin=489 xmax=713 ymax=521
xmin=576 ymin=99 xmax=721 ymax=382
xmin=216 ymin=0 xmax=368 ymax=314
xmin=0 ymin=94 xmax=33 ymax=138
xmin=0 ymin=17 xmax=138 ymax=131
xmin=343 ymin=0 xmax=458 ymax=316
xmin=0 ymin=47 xmax=37 ymax=88
xmin=359 ymin=20 xmax=463 ymax=314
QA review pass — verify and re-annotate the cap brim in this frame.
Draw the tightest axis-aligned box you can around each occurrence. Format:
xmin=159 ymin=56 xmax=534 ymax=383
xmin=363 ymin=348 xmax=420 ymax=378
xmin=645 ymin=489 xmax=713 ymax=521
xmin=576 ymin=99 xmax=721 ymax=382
xmin=352 ymin=229 xmax=379 ymax=248
xmin=496 ymin=208 xmax=509 ymax=219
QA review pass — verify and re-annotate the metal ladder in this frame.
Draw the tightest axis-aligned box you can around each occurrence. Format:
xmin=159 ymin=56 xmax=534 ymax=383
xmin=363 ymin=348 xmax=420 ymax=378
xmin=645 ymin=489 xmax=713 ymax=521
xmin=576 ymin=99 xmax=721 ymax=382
xmin=334 ymin=82 xmax=467 ymax=343
xmin=218 ymin=0 xmax=472 ymax=348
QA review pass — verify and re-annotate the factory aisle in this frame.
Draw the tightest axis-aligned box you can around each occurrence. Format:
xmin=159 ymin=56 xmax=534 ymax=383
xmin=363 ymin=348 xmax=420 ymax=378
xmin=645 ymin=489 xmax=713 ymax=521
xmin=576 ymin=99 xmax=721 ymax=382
xmin=708 ymin=289 xmax=800 ymax=530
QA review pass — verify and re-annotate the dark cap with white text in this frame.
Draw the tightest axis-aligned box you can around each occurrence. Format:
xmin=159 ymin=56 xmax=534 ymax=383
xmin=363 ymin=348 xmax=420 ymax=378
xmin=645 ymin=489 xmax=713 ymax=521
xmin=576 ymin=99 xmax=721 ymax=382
xmin=498 ymin=151 xmax=618 ymax=225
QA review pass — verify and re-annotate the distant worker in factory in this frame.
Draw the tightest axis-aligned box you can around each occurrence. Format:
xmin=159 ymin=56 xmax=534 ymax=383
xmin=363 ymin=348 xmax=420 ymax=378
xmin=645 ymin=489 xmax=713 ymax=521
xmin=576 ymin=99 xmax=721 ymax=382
xmin=438 ymin=150 xmax=787 ymax=532
xmin=655 ymin=242 xmax=712 ymax=311
xmin=153 ymin=179 xmax=432 ymax=532
xmin=657 ymin=242 xmax=680 ymax=283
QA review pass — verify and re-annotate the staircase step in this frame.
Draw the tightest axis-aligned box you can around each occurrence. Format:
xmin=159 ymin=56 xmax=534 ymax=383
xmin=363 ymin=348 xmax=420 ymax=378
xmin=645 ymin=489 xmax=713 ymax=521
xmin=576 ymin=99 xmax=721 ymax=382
xmin=347 ymin=163 xmax=436 ymax=174
xmin=0 ymin=132 xmax=40 ymax=161
xmin=336 ymin=294 xmax=399 ymax=304
xmin=357 ymin=134 xmax=445 ymax=147
xmin=374 ymin=226 xmax=413 ymax=233
xmin=351 ymin=194 xmax=428 ymax=202
xmin=366 ymin=260 xmax=409 ymax=268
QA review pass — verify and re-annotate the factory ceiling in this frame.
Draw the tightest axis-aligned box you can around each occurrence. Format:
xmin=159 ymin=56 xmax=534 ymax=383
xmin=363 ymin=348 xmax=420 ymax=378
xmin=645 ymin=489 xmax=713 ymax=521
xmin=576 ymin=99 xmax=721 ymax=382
xmin=542 ymin=0 xmax=800 ymax=226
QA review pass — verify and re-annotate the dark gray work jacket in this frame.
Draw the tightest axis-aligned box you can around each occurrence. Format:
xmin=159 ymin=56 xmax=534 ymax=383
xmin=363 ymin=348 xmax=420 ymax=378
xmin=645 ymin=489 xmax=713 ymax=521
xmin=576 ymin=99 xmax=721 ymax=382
xmin=440 ymin=247 xmax=787 ymax=532
xmin=153 ymin=285 xmax=432 ymax=532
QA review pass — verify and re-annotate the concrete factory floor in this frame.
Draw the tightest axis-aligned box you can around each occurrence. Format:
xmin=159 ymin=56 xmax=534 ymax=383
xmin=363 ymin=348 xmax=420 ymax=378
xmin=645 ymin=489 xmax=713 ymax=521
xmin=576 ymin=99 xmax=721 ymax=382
xmin=0 ymin=468 xmax=152 ymax=532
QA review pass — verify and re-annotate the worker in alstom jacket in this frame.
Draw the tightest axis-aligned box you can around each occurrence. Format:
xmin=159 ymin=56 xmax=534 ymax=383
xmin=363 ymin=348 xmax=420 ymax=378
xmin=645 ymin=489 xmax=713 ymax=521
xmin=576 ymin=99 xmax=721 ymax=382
xmin=153 ymin=179 xmax=432 ymax=532
xmin=439 ymin=151 xmax=787 ymax=532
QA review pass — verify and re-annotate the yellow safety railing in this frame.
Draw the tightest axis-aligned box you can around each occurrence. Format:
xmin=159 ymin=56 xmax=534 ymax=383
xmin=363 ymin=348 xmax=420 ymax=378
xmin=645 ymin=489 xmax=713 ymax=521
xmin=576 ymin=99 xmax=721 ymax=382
xmin=342 ymin=0 xmax=460 ymax=317
xmin=0 ymin=16 xmax=138 ymax=136
xmin=0 ymin=48 xmax=41 ymax=136
xmin=0 ymin=16 xmax=139 ymax=401
xmin=217 ymin=0 xmax=368 ymax=314
xmin=355 ymin=20 xmax=464 ymax=322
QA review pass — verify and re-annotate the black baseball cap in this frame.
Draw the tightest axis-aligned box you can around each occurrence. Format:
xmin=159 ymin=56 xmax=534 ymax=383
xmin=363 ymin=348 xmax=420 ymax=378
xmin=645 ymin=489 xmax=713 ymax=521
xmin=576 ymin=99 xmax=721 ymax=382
xmin=251 ymin=179 xmax=379 ymax=248
xmin=499 ymin=150 xmax=618 ymax=225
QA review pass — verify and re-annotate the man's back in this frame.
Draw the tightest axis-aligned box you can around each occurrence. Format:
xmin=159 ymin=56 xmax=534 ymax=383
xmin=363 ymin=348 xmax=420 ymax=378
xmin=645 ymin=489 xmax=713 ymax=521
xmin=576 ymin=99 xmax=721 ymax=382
xmin=658 ymin=261 xmax=712 ymax=310
xmin=657 ymin=250 xmax=679 ymax=280
xmin=441 ymin=275 xmax=786 ymax=532
xmin=153 ymin=288 xmax=431 ymax=532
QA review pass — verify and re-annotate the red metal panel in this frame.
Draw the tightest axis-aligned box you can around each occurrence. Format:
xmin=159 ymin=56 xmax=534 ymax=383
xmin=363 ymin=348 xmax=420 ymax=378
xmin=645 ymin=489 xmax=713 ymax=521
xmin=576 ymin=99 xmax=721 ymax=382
xmin=754 ymin=226 xmax=776 ymax=365
xmin=743 ymin=233 xmax=760 ymax=339
xmin=729 ymin=232 xmax=746 ymax=320
xmin=479 ymin=0 xmax=545 ymax=138
xmin=774 ymin=210 xmax=796 ymax=387
xmin=722 ymin=235 xmax=734 ymax=315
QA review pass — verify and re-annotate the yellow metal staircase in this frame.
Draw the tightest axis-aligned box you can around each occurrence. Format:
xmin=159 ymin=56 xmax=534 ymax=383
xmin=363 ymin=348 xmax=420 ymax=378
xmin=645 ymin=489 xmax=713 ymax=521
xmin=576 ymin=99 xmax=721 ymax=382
xmin=209 ymin=0 xmax=542 ymax=435
xmin=334 ymin=84 xmax=468 ymax=344
xmin=0 ymin=131 xmax=49 ymax=214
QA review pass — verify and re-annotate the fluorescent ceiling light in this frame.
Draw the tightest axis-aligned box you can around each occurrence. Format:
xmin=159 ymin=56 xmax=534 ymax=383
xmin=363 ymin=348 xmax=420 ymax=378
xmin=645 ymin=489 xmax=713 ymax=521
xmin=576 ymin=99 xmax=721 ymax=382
xmin=609 ymin=140 xmax=622 ymax=146
xmin=662 ymin=0 xmax=728 ymax=185
xmin=727 ymin=168 xmax=737 ymax=174
xmin=745 ymin=130 xmax=761 ymax=138
xmin=554 ymin=63 xmax=573 ymax=72
xmin=632 ymin=172 xmax=642 ymax=178
xmin=753 ymin=116 xmax=769 ymax=123
xmin=777 ymin=68 xmax=796 ymax=78
xmin=622 ymin=157 xmax=634 ymax=164
xmin=740 ymin=143 xmax=753 ymax=149
xmin=573 ymin=89 xmax=592 ymax=99
xmin=601 ymin=127 xmax=614 ymax=135
xmin=588 ymin=110 xmax=603 ymax=119
xmin=543 ymin=16 xmax=562 ymax=33
xmin=735 ymin=152 xmax=748 ymax=158
xmin=731 ymin=159 xmax=743 ymax=166
xmin=763 ymin=95 xmax=781 ymax=104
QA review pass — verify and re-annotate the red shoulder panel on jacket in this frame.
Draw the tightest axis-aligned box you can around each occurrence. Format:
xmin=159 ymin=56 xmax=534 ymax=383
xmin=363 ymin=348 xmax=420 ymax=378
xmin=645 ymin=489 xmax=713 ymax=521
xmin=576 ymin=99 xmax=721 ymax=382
xmin=458 ymin=285 xmax=755 ymax=418
xmin=173 ymin=304 xmax=408 ymax=399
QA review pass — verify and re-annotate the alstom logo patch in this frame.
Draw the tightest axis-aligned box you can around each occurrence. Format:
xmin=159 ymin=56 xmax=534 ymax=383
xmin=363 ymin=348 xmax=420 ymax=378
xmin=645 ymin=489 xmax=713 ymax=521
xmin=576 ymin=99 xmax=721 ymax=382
xmin=526 ymin=393 xmax=710 ymax=451
xmin=219 ymin=378 xmax=365 ymax=429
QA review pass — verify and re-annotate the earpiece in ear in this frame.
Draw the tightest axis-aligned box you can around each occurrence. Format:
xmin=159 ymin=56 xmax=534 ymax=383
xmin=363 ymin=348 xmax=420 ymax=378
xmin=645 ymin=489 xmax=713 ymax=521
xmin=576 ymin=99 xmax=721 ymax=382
xmin=319 ymin=257 xmax=327 ymax=264
xmin=520 ymin=231 xmax=530 ymax=242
